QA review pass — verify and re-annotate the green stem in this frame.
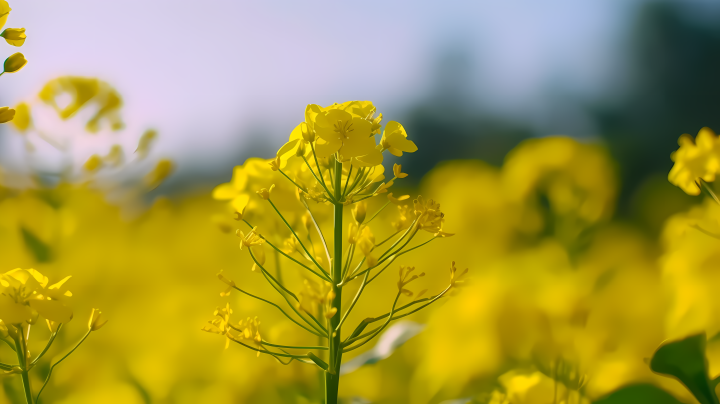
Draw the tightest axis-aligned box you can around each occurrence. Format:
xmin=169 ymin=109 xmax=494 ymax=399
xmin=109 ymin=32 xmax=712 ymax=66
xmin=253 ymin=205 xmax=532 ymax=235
xmin=15 ymin=327 xmax=33 ymax=404
xmin=325 ymin=156 xmax=344 ymax=404
xmin=36 ymin=330 xmax=92 ymax=404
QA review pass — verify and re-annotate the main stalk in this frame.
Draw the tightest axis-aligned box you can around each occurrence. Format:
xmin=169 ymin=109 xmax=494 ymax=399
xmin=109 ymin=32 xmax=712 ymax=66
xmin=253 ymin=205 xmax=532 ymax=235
xmin=325 ymin=157 xmax=344 ymax=404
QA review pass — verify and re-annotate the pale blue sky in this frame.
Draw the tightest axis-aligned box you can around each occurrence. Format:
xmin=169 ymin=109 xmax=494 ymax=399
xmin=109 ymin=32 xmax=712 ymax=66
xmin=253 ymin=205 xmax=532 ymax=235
xmin=1 ymin=0 xmax=718 ymax=185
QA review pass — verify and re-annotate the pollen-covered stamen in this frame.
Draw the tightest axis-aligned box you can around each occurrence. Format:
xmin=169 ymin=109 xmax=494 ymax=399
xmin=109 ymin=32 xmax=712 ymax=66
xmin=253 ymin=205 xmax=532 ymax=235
xmin=333 ymin=119 xmax=354 ymax=139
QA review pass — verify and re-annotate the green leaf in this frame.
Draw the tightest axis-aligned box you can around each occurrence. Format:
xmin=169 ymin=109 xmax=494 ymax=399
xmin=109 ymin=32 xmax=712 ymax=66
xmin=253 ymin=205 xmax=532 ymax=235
xmin=20 ymin=226 xmax=52 ymax=263
xmin=650 ymin=333 xmax=719 ymax=404
xmin=592 ymin=384 xmax=682 ymax=403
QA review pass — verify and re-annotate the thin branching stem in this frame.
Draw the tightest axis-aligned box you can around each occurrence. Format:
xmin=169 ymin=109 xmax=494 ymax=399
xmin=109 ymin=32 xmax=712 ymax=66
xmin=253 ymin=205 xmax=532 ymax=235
xmin=36 ymin=330 xmax=92 ymax=404
xmin=344 ymin=285 xmax=452 ymax=347
xmin=249 ymin=250 xmax=328 ymax=335
xmin=367 ymin=238 xmax=436 ymax=285
xmin=267 ymin=199 xmax=328 ymax=275
xmin=232 ymin=286 xmax=325 ymax=338
xmin=365 ymin=200 xmax=391 ymax=225
xmin=310 ymin=144 xmax=335 ymax=199
xmin=342 ymin=292 xmax=401 ymax=353
xmin=341 ymin=164 xmax=353 ymax=200
xmin=335 ymin=271 xmax=370 ymax=332
xmin=300 ymin=198 xmax=333 ymax=269
xmin=30 ymin=325 xmax=62 ymax=367
xmin=278 ymin=168 xmax=308 ymax=193
xmin=242 ymin=219 xmax=331 ymax=282
xmin=261 ymin=340 xmax=328 ymax=350
xmin=303 ymin=154 xmax=335 ymax=202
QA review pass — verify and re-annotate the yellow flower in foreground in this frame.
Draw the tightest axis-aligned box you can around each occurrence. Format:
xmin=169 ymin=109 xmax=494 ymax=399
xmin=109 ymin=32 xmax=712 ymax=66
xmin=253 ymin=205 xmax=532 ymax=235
xmin=393 ymin=163 xmax=408 ymax=179
xmin=380 ymin=121 xmax=417 ymax=157
xmin=3 ymin=52 xmax=26 ymax=73
xmin=0 ymin=105 xmax=14 ymax=123
xmin=0 ymin=1 xmax=10 ymax=32
xmin=1 ymin=27 xmax=25 ymax=46
xmin=314 ymin=108 xmax=376 ymax=159
xmin=668 ymin=127 xmax=720 ymax=195
xmin=413 ymin=195 xmax=445 ymax=233
xmin=88 ymin=308 xmax=108 ymax=330
xmin=0 ymin=268 xmax=73 ymax=325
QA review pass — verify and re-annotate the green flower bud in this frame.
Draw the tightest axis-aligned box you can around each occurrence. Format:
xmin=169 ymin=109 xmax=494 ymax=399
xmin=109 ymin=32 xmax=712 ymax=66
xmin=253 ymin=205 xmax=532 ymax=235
xmin=3 ymin=52 xmax=26 ymax=73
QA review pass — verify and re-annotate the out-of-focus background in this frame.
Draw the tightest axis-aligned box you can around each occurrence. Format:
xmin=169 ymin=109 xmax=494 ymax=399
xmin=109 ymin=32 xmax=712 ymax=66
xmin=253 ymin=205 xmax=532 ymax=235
xmin=3 ymin=0 xmax=720 ymax=403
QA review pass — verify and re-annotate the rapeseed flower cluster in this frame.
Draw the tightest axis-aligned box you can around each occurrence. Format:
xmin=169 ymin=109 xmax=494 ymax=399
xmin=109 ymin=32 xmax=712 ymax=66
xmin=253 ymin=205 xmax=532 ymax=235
xmin=208 ymin=101 xmax=464 ymax=403
xmin=0 ymin=268 xmax=106 ymax=404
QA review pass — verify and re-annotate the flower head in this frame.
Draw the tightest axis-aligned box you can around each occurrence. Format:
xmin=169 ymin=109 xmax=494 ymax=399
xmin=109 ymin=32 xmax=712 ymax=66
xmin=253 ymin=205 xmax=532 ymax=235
xmin=449 ymin=261 xmax=468 ymax=288
xmin=413 ymin=196 xmax=445 ymax=234
xmin=668 ymin=128 xmax=720 ymax=195
xmin=397 ymin=266 xmax=426 ymax=297
xmin=0 ymin=268 xmax=73 ymax=325
xmin=380 ymin=121 xmax=417 ymax=157
xmin=237 ymin=227 xmax=266 ymax=271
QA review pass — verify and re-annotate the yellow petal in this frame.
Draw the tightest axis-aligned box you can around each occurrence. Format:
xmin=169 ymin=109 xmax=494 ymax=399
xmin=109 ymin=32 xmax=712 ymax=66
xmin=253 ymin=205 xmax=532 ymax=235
xmin=0 ymin=295 xmax=31 ymax=324
xmin=0 ymin=106 xmax=14 ymax=123
xmin=212 ymin=183 xmax=237 ymax=200
xmin=29 ymin=299 xmax=73 ymax=323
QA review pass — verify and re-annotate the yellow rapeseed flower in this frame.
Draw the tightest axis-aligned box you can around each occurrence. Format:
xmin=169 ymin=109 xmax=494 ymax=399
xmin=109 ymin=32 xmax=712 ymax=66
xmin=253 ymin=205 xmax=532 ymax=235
xmin=668 ymin=127 xmax=720 ymax=195
xmin=1 ymin=27 xmax=25 ymax=46
xmin=0 ymin=1 xmax=10 ymax=32
xmin=0 ymin=105 xmax=14 ymax=123
xmin=380 ymin=121 xmax=417 ymax=157
xmin=10 ymin=102 xmax=29 ymax=130
xmin=313 ymin=107 xmax=378 ymax=161
xmin=0 ymin=268 xmax=73 ymax=325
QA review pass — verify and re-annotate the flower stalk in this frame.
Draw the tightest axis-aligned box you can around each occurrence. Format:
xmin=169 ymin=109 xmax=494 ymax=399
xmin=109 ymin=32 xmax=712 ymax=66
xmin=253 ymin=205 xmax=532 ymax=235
xmin=208 ymin=101 xmax=466 ymax=404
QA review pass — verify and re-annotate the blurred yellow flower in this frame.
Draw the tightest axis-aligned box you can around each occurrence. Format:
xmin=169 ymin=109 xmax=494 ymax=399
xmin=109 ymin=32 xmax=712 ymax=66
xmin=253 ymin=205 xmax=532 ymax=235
xmin=10 ymin=101 xmax=29 ymax=130
xmin=145 ymin=159 xmax=174 ymax=189
xmin=0 ymin=1 xmax=10 ymax=32
xmin=668 ymin=127 xmax=720 ymax=195
xmin=39 ymin=76 xmax=124 ymax=131
xmin=84 ymin=154 xmax=103 ymax=172
xmin=0 ymin=105 xmax=14 ymax=123
xmin=1 ymin=27 xmax=25 ymax=46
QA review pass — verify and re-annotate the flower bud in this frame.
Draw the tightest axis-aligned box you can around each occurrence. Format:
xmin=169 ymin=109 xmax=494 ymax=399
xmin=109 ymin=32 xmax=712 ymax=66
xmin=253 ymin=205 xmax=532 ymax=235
xmin=300 ymin=122 xmax=314 ymax=142
xmin=256 ymin=184 xmax=275 ymax=200
xmin=1 ymin=28 xmax=25 ymax=46
xmin=3 ymin=52 xmax=26 ymax=73
xmin=0 ymin=106 xmax=14 ymax=123
xmin=88 ymin=308 xmax=108 ymax=331
xmin=83 ymin=154 xmax=102 ymax=172
xmin=352 ymin=201 xmax=367 ymax=224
